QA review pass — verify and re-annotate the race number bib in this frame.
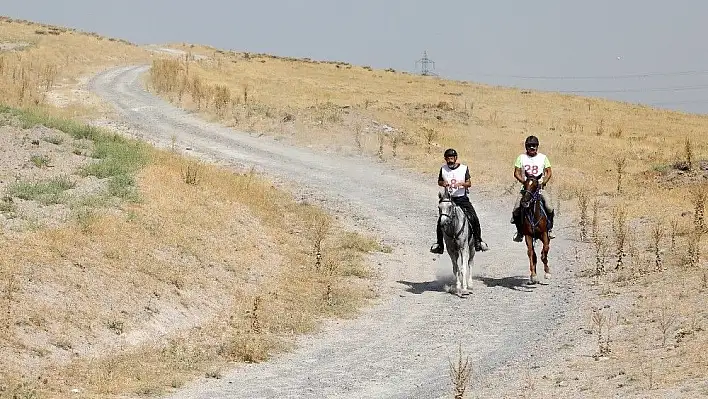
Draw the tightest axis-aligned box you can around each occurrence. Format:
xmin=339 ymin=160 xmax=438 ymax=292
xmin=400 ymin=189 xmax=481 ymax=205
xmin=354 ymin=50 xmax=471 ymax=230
xmin=524 ymin=164 xmax=541 ymax=177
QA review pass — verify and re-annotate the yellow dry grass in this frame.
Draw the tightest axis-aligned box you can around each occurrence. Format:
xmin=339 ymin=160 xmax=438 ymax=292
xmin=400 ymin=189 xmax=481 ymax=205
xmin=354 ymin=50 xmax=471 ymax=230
xmin=0 ymin=19 xmax=379 ymax=398
xmin=151 ymin=43 xmax=708 ymax=397
xmin=0 ymin=148 xmax=379 ymax=398
xmin=1 ymin=13 xmax=706 ymax=397
xmin=0 ymin=16 xmax=152 ymax=113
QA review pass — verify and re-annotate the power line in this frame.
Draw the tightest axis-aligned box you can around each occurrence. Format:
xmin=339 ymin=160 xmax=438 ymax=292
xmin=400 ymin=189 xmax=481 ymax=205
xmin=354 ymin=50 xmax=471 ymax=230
xmin=415 ymin=51 xmax=436 ymax=76
xmin=477 ymin=69 xmax=708 ymax=80
xmin=431 ymin=65 xmax=708 ymax=111
xmin=556 ymin=84 xmax=708 ymax=94
xmin=435 ymin=66 xmax=708 ymax=80
xmin=649 ymin=98 xmax=708 ymax=106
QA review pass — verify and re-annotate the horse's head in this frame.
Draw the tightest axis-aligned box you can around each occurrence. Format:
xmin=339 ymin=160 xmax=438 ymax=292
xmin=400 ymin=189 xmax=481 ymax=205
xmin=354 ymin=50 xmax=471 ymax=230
xmin=438 ymin=187 xmax=455 ymax=222
xmin=520 ymin=176 xmax=541 ymax=208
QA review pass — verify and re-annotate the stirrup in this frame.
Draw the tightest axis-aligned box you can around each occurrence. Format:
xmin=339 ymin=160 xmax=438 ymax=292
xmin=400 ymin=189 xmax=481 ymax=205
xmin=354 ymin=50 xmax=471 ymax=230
xmin=475 ymin=240 xmax=489 ymax=252
xmin=548 ymin=231 xmax=556 ymax=239
xmin=430 ymin=243 xmax=444 ymax=254
xmin=513 ymin=232 xmax=523 ymax=242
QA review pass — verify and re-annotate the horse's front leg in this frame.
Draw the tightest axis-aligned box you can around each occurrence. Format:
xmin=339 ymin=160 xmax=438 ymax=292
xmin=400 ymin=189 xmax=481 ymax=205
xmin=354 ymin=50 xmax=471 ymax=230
xmin=541 ymin=234 xmax=551 ymax=279
xmin=455 ymin=250 xmax=465 ymax=295
xmin=466 ymin=240 xmax=475 ymax=290
xmin=460 ymin=246 xmax=470 ymax=295
xmin=525 ymin=235 xmax=539 ymax=284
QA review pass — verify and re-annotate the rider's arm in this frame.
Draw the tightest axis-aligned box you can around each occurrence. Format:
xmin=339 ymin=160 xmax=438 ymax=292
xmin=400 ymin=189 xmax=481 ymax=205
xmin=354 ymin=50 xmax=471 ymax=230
xmin=460 ymin=166 xmax=472 ymax=188
xmin=541 ymin=157 xmax=552 ymax=186
xmin=513 ymin=155 xmax=525 ymax=184
xmin=438 ymin=168 xmax=448 ymax=187
xmin=542 ymin=167 xmax=552 ymax=187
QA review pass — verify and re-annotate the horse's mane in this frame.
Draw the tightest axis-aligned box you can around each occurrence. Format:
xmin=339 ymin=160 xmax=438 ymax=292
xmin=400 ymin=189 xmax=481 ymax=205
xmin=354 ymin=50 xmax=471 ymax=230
xmin=525 ymin=174 xmax=542 ymax=182
xmin=439 ymin=187 xmax=452 ymax=200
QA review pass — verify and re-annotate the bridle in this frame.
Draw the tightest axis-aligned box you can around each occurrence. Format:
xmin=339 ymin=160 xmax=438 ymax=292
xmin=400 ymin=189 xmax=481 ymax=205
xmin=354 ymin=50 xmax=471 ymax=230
xmin=520 ymin=176 xmax=547 ymax=236
xmin=520 ymin=178 xmax=541 ymax=209
xmin=438 ymin=188 xmax=467 ymax=239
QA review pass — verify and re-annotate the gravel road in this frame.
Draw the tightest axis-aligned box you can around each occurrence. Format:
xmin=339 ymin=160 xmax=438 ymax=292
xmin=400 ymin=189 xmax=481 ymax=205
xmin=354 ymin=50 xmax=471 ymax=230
xmin=88 ymin=65 xmax=583 ymax=399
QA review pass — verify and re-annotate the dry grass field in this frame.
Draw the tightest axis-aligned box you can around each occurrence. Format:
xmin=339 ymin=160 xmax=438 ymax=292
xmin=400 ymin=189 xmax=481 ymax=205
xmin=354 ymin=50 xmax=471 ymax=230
xmin=1 ymin=18 xmax=381 ymax=398
xmin=149 ymin=43 xmax=708 ymax=397
xmin=1 ymin=14 xmax=707 ymax=398
xmin=0 ymin=16 xmax=152 ymax=115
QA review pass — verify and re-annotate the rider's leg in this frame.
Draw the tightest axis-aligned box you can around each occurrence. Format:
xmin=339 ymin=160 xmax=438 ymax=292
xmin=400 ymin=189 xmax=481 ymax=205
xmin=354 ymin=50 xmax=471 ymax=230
xmin=512 ymin=195 xmax=523 ymax=242
xmin=430 ymin=215 xmax=444 ymax=254
xmin=539 ymin=192 xmax=555 ymax=238
xmin=454 ymin=197 xmax=487 ymax=251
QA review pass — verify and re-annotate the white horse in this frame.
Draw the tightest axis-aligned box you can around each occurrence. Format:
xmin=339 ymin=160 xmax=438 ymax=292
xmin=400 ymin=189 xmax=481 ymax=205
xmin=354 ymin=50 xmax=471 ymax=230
xmin=437 ymin=188 xmax=475 ymax=297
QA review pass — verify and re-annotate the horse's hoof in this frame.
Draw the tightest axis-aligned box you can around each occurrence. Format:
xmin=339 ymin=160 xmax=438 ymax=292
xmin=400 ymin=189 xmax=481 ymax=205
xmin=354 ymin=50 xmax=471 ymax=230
xmin=527 ymin=276 xmax=539 ymax=285
xmin=545 ymin=272 xmax=552 ymax=280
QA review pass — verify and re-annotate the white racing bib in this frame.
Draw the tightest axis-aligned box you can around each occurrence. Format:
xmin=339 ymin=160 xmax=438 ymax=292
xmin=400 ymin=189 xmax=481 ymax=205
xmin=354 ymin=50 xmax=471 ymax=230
xmin=515 ymin=153 xmax=550 ymax=179
xmin=440 ymin=164 xmax=468 ymax=197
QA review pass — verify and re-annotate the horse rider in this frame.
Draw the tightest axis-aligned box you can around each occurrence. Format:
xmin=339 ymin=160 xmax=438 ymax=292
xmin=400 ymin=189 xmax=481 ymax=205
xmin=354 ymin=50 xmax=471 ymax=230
xmin=511 ymin=135 xmax=555 ymax=242
xmin=430 ymin=148 xmax=489 ymax=254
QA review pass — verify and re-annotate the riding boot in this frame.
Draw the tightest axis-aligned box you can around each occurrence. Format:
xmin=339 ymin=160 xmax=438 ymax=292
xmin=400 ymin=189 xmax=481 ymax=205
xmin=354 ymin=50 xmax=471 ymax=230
xmin=467 ymin=211 xmax=488 ymax=252
xmin=430 ymin=218 xmax=444 ymax=254
xmin=547 ymin=211 xmax=556 ymax=239
xmin=473 ymin=226 xmax=488 ymax=252
xmin=513 ymin=212 xmax=524 ymax=242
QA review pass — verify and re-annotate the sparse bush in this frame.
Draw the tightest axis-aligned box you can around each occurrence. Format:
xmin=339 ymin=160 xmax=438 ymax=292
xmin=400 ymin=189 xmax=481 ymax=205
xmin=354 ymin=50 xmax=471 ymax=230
xmin=149 ymin=59 xmax=183 ymax=94
xmin=614 ymin=156 xmax=627 ymax=194
xmin=73 ymin=206 xmax=99 ymax=233
xmin=81 ymin=138 xmax=149 ymax=179
xmin=591 ymin=198 xmax=600 ymax=242
xmin=610 ymin=126 xmax=623 ymax=138
xmin=596 ymin=119 xmax=605 ymax=136
xmin=686 ymin=230 xmax=702 ymax=268
xmin=612 ymin=204 xmax=628 ymax=270
xmin=591 ymin=307 xmax=613 ymax=357
xmin=390 ymin=132 xmax=401 ymax=158
xmin=377 ymin=133 xmax=385 ymax=161
xmin=354 ymin=123 xmax=363 ymax=153
xmin=422 ymin=127 xmax=436 ymax=154
xmin=29 ymin=154 xmax=50 ymax=168
xmin=651 ymin=221 xmax=664 ymax=272
xmin=6 ymin=175 xmax=75 ymax=205
xmin=107 ymin=319 xmax=124 ymax=335
xmin=212 ymin=84 xmax=231 ymax=116
xmin=307 ymin=212 xmax=331 ymax=270
xmin=594 ymin=232 xmax=607 ymax=276
xmin=449 ymin=344 xmax=473 ymax=399
xmin=670 ymin=218 xmax=679 ymax=250
xmin=108 ymin=174 xmax=139 ymax=201
xmin=578 ymin=190 xmax=589 ymax=242
xmin=691 ymin=184 xmax=706 ymax=233
xmin=182 ymin=161 xmax=201 ymax=185
xmin=42 ymin=135 xmax=64 ymax=145
xmin=248 ymin=296 xmax=262 ymax=334
xmin=684 ymin=137 xmax=693 ymax=171
xmin=0 ymin=196 xmax=17 ymax=215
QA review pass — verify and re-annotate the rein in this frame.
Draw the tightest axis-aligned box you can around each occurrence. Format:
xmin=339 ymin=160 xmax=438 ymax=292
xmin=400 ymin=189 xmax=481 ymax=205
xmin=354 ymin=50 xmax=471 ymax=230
xmin=521 ymin=182 xmax=548 ymax=241
xmin=438 ymin=197 xmax=467 ymax=239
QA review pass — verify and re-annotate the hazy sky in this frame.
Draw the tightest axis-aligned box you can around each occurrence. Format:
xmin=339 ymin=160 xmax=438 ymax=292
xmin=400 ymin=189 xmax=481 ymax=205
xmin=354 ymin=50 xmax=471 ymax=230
xmin=4 ymin=1 xmax=708 ymax=114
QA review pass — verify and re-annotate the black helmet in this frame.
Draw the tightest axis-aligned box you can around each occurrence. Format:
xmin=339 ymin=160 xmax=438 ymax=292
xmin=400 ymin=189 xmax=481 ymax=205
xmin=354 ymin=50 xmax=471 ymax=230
xmin=443 ymin=148 xmax=458 ymax=157
xmin=525 ymin=135 xmax=539 ymax=147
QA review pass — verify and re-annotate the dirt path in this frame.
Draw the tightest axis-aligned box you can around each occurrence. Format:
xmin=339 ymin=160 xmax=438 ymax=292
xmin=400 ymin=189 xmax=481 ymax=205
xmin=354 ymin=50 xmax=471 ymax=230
xmin=88 ymin=65 xmax=585 ymax=398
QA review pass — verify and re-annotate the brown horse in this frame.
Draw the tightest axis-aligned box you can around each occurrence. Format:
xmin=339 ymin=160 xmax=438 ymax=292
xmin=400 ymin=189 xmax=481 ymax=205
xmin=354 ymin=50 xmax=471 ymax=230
xmin=520 ymin=176 xmax=551 ymax=284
